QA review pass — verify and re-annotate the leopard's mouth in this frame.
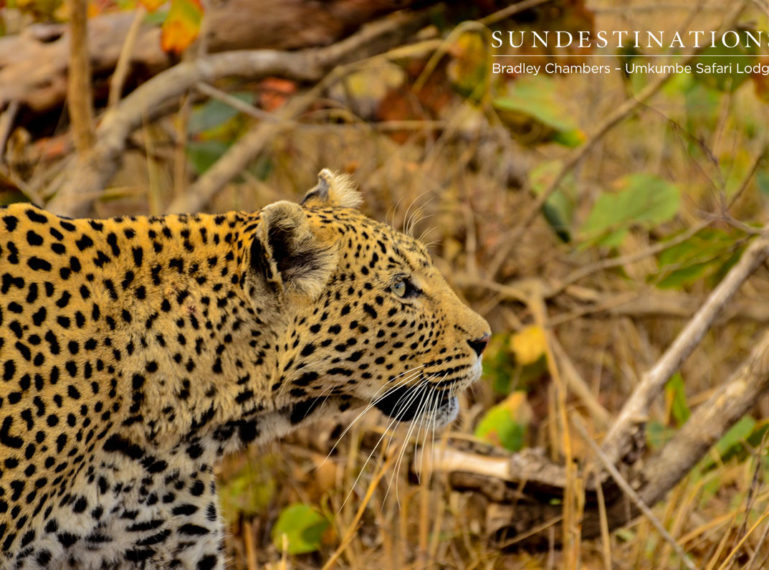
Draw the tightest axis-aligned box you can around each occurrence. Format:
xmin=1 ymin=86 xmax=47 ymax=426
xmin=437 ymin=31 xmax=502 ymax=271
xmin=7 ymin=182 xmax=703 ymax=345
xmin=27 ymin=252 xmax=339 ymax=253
xmin=373 ymin=384 xmax=457 ymax=424
xmin=373 ymin=363 xmax=481 ymax=425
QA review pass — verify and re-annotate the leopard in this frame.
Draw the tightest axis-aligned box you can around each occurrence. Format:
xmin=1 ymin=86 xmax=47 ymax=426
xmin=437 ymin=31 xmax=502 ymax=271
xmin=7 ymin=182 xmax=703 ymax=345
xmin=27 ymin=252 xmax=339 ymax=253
xmin=0 ymin=169 xmax=490 ymax=568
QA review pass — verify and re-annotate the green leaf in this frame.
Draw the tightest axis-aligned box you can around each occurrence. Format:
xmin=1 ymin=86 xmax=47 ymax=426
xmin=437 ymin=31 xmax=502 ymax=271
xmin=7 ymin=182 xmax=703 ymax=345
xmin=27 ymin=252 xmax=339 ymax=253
xmin=189 ymin=94 xmax=254 ymax=135
xmin=646 ymin=420 xmax=674 ymax=450
xmin=530 ymin=161 xmax=575 ymax=242
xmin=757 ymin=170 xmax=769 ymax=197
xmin=655 ymin=228 xmax=742 ymax=289
xmin=271 ymin=503 xmax=330 ymax=555
xmin=493 ymin=77 xmax=584 ymax=148
xmin=665 ymin=373 xmax=690 ymax=427
xmin=693 ymin=28 xmax=759 ymax=92
xmin=482 ymin=334 xmax=515 ymax=394
xmin=714 ymin=416 xmax=756 ymax=458
xmin=699 ymin=416 xmax=756 ymax=472
xmin=581 ymin=173 xmax=680 ymax=247
xmin=219 ymin=459 xmax=277 ymax=524
xmin=186 ymin=140 xmax=230 ymax=175
xmin=474 ymin=391 xmax=531 ymax=452
xmin=482 ymin=333 xmax=547 ymax=394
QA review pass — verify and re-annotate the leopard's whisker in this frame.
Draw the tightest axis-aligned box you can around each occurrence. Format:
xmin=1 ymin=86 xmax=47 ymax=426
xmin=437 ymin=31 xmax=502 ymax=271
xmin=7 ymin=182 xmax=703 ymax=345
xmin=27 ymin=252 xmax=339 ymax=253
xmin=322 ymin=366 xmax=425 ymax=464
xmin=338 ymin=379 xmax=424 ymax=512
xmin=384 ymin=376 xmax=434 ymax=504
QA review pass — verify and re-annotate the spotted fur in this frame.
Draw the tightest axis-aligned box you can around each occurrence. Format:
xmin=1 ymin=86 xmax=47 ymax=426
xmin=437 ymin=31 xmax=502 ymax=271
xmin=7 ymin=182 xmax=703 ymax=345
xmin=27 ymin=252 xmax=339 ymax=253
xmin=0 ymin=170 xmax=490 ymax=568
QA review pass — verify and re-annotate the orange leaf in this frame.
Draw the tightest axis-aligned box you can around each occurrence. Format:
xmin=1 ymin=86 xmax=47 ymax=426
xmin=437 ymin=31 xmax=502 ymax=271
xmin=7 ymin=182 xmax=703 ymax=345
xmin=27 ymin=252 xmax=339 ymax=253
xmin=258 ymin=78 xmax=296 ymax=111
xmin=160 ymin=0 xmax=203 ymax=54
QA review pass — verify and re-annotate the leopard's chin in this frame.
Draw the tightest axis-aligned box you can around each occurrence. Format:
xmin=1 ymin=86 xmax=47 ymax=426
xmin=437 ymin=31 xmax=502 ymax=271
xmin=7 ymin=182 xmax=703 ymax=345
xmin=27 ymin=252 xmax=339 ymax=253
xmin=428 ymin=395 xmax=459 ymax=428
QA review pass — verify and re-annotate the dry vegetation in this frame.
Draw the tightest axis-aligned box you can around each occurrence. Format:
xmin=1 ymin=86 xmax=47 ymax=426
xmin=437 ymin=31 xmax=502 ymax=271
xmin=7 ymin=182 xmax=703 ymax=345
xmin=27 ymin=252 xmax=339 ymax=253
xmin=5 ymin=0 xmax=769 ymax=568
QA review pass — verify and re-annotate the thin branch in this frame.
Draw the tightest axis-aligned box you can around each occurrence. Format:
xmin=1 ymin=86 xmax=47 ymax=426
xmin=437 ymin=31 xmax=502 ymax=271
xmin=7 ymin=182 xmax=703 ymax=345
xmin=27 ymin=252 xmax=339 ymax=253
xmin=419 ymin=327 xmax=769 ymax=549
xmin=168 ymin=38 xmax=444 ymax=213
xmin=550 ymin=140 xmax=767 ymax=296
xmin=196 ymin=83 xmax=277 ymax=122
xmin=479 ymin=0 xmax=553 ymax=25
xmin=0 ymin=100 xmax=18 ymax=163
xmin=550 ymin=221 xmax=710 ymax=297
xmin=529 ymin=286 xmax=580 ymax=556
xmin=165 ymin=102 xmax=294 ymax=213
xmin=638 ymin=331 xmax=769 ymax=505
xmin=66 ymin=0 xmax=94 ymax=153
xmin=550 ymin=336 xmax=611 ymax=429
xmin=726 ymin=141 xmax=769 ymax=210
xmin=108 ymin=5 xmax=146 ymax=110
xmin=571 ymin=415 xmax=697 ymax=570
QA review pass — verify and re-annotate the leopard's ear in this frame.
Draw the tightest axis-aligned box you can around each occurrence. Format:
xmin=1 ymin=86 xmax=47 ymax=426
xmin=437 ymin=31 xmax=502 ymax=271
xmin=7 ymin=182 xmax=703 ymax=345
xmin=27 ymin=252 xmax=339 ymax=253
xmin=249 ymin=201 xmax=336 ymax=298
xmin=301 ymin=169 xmax=362 ymax=209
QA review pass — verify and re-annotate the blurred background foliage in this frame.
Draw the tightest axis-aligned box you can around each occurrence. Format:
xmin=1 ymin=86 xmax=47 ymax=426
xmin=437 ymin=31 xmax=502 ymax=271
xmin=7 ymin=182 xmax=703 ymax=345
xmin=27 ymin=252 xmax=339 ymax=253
xmin=4 ymin=0 xmax=769 ymax=567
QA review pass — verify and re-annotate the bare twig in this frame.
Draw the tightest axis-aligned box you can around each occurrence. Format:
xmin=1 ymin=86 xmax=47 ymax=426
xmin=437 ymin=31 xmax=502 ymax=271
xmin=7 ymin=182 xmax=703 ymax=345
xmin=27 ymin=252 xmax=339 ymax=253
xmin=529 ymin=286 xmax=580 ymax=557
xmin=550 ymin=336 xmax=611 ymax=429
xmin=571 ymin=415 xmax=697 ymax=570
xmin=0 ymin=0 xmax=455 ymax=113
xmin=549 ymin=140 xmax=767 ymax=297
xmin=717 ymin=511 xmax=769 ymax=570
xmin=463 ymin=275 xmax=769 ymax=326
xmin=601 ymin=234 xmax=769 ymax=466
xmin=322 ymin=443 xmax=398 ymax=570
xmin=726 ymin=141 xmax=769 ymax=210
xmin=0 ymin=100 xmax=18 ymax=163
xmin=550 ymin=221 xmax=710 ymax=297
xmin=108 ymin=5 xmax=146 ymax=110
xmin=196 ymin=83 xmax=276 ymax=122
xmin=419 ymin=324 xmax=769 ymax=549
xmin=479 ymin=0 xmax=553 ymax=25
xmin=638 ymin=332 xmax=769 ymax=507
xmin=66 ymin=0 xmax=94 ymax=153
xmin=165 ymin=102 xmax=295 ymax=213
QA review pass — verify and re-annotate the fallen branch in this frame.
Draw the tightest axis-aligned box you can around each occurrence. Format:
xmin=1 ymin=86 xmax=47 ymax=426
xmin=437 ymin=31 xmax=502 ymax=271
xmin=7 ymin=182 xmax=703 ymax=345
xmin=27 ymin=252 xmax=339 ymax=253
xmin=635 ymin=331 xmax=769 ymax=507
xmin=600 ymin=234 xmax=769 ymax=466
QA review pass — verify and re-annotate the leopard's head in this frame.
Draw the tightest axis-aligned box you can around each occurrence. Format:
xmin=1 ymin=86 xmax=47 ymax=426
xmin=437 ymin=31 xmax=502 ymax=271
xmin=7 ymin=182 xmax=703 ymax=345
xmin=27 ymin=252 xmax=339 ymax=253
xmin=245 ymin=170 xmax=490 ymax=427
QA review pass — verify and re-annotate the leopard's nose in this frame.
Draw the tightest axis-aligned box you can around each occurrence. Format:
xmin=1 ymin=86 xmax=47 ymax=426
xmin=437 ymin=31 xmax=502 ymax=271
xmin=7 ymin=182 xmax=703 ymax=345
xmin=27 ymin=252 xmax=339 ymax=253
xmin=467 ymin=333 xmax=490 ymax=357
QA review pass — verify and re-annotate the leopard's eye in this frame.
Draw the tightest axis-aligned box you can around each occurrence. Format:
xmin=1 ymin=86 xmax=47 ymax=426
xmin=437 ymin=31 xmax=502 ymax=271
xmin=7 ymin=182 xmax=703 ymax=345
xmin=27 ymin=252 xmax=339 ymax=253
xmin=391 ymin=277 xmax=419 ymax=298
xmin=392 ymin=280 xmax=406 ymax=297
